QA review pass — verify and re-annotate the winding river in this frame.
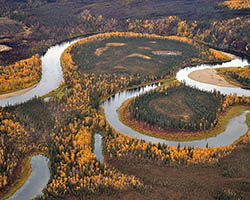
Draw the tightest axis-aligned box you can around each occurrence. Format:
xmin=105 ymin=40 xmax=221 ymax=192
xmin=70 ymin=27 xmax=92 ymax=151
xmin=0 ymin=38 xmax=80 ymax=107
xmin=1 ymin=39 xmax=80 ymax=199
xmin=103 ymin=84 xmax=249 ymax=147
xmin=103 ymin=58 xmax=250 ymax=147
xmin=7 ymin=155 xmax=49 ymax=200
xmin=1 ymin=36 xmax=250 ymax=198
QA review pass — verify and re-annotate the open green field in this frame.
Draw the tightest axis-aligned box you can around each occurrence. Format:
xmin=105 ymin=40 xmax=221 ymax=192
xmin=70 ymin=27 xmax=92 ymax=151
xmin=71 ymin=36 xmax=199 ymax=76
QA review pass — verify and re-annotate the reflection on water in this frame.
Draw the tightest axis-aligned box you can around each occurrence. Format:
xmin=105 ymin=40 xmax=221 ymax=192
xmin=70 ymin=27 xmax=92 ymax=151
xmin=8 ymin=155 xmax=50 ymax=200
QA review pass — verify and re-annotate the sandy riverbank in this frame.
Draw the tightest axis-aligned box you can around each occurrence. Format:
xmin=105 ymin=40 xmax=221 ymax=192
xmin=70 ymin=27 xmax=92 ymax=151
xmin=0 ymin=44 xmax=12 ymax=52
xmin=0 ymin=84 xmax=38 ymax=100
xmin=188 ymin=68 xmax=238 ymax=88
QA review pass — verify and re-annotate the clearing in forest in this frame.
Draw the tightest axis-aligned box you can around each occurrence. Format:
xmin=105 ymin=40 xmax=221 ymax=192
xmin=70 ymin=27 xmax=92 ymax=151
xmin=70 ymin=35 xmax=201 ymax=75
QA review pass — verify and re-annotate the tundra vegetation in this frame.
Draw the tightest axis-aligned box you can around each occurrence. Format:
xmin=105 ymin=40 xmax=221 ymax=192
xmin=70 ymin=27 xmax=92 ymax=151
xmin=0 ymin=0 xmax=250 ymax=199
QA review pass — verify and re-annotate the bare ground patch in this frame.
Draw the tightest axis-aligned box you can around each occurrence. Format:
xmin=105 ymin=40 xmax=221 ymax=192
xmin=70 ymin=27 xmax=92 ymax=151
xmin=127 ymin=53 xmax=151 ymax=60
xmin=113 ymin=65 xmax=127 ymax=70
xmin=149 ymin=41 xmax=157 ymax=44
xmin=0 ymin=44 xmax=12 ymax=52
xmin=95 ymin=42 xmax=126 ymax=56
xmin=138 ymin=46 xmax=152 ymax=50
xmin=106 ymin=42 xmax=125 ymax=47
xmin=152 ymin=50 xmax=182 ymax=56
xmin=95 ymin=46 xmax=108 ymax=56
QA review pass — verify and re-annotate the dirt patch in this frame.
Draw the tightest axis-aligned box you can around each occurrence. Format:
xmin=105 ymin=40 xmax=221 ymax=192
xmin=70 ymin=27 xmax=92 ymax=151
xmin=95 ymin=42 xmax=126 ymax=56
xmin=106 ymin=42 xmax=126 ymax=47
xmin=113 ymin=65 xmax=127 ymax=70
xmin=188 ymin=68 xmax=238 ymax=88
xmin=127 ymin=53 xmax=151 ymax=60
xmin=152 ymin=50 xmax=182 ymax=56
xmin=95 ymin=46 xmax=108 ymax=56
xmin=138 ymin=46 xmax=152 ymax=50
xmin=0 ymin=44 xmax=12 ymax=52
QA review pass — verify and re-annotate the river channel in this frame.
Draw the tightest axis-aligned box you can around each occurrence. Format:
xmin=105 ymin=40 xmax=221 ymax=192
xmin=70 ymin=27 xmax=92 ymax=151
xmin=1 ymin=39 xmax=80 ymax=199
xmin=7 ymin=155 xmax=49 ymax=200
xmin=1 ymin=37 xmax=250 ymax=199
xmin=103 ymin=58 xmax=250 ymax=147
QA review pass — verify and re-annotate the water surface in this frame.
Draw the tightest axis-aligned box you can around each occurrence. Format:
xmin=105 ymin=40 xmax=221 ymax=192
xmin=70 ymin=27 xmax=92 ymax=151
xmin=94 ymin=134 xmax=104 ymax=163
xmin=0 ymin=38 xmax=79 ymax=107
xmin=176 ymin=57 xmax=250 ymax=96
xmin=7 ymin=155 xmax=50 ymax=200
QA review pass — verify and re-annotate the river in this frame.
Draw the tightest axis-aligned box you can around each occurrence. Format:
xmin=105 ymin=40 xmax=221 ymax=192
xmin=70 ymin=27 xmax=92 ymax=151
xmin=103 ymin=58 xmax=250 ymax=147
xmin=7 ymin=155 xmax=49 ymax=200
xmin=0 ymin=38 xmax=80 ymax=107
xmin=1 ymin=37 xmax=250 ymax=199
xmin=1 ymin=39 xmax=80 ymax=199
xmin=176 ymin=58 xmax=250 ymax=96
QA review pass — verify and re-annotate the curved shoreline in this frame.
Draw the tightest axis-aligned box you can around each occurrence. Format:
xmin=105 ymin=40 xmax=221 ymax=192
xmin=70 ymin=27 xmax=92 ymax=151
xmin=188 ymin=68 xmax=237 ymax=88
xmin=1 ymin=32 xmax=249 ymax=199
xmin=118 ymin=96 xmax=250 ymax=141
xmin=0 ymin=83 xmax=39 ymax=100
xmin=1 ymin=153 xmax=49 ymax=200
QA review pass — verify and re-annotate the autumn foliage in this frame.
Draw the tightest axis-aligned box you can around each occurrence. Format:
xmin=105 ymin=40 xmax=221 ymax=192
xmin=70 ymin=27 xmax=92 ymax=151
xmin=1 ymin=32 xmax=249 ymax=199
xmin=221 ymin=0 xmax=250 ymax=10
xmin=0 ymin=108 xmax=47 ymax=192
xmin=0 ymin=55 xmax=42 ymax=94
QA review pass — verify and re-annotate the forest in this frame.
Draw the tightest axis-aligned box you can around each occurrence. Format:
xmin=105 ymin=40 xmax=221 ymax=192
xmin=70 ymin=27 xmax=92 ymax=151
xmin=0 ymin=54 xmax=41 ymax=94
xmin=128 ymin=83 xmax=223 ymax=131
xmin=0 ymin=0 xmax=249 ymax=65
xmin=216 ymin=66 xmax=250 ymax=89
xmin=0 ymin=0 xmax=250 ymax=199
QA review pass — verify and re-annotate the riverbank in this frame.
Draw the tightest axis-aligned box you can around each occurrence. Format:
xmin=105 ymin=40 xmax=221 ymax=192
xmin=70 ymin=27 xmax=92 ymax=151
xmin=0 ymin=152 xmax=46 ymax=200
xmin=118 ymin=98 xmax=250 ymax=141
xmin=188 ymin=68 xmax=237 ymax=88
xmin=0 ymin=83 xmax=38 ymax=100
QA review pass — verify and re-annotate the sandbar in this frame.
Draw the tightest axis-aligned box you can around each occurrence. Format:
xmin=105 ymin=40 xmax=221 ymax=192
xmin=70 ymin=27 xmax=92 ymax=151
xmin=188 ymin=68 xmax=237 ymax=88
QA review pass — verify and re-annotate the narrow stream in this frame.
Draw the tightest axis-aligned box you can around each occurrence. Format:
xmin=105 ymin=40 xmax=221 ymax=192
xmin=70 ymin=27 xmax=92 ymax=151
xmin=1 ymin=39 xmax=80 ymax=199
xmin=7 ymin=155 xmax=49 ymax=200
xmin=94 ymin=134 xmax=104 ymax=163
